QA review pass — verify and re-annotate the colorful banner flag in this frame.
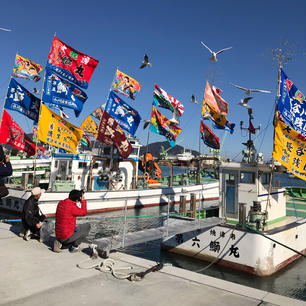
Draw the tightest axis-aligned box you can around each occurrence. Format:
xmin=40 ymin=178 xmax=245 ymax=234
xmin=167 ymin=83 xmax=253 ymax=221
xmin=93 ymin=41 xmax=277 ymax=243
xmin=0 ymin=110 xmax=37 ymax=156
xmin=105 ymin=91 xmax=141 ymax=136
xmin=202 ymin=101 xmax=235 ymax=134
xmin=80 ymin=115 xmax=98 ymax=138
xmin=80 ymin=131 xmax=92 ymax=148
xmin=112 ymin=70 xmax=141 ymax=100
xmin=91 ymin=106 xmax=103 ymax=120
xmin=5 ymin=78 xmax=40 ymax=122
xmin=47 ymin=37 xmax=99 ymax=89
xmin=277 ymin=69 xmax=306 ymax=136
xmin=38 ymin=104 xmax=84 ymax=154
xmin=153 ymin=84 xmax=184 ymax=117
xmin=150 ymin=106 xmax=182 ymax=147
xmin=200 ymin=120 xmax=220 ymax=149
xmin=97 ymin=111 xmax=132 ymax=159
xmin=203 ymin=81 xmax=228 ymax=115
xmin=43 ymin=68 xmax=87 ymax=117
xmin=12 ymin=54 xmax=43 ymax=82
xmin=273 ymin=116 xmax=306 ymax=181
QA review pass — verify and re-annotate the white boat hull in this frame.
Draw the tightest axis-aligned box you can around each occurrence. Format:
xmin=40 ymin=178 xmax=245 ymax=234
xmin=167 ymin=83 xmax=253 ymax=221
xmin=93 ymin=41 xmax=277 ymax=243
xmin=162 ymin=219 xmax=306 ymax=276
xmin=1 ymin=181 xmax=219 ymax=217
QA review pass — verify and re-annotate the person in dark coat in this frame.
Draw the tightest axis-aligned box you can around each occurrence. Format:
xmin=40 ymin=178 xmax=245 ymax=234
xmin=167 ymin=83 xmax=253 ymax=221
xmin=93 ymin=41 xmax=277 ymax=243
xmin=0 ymin=145 xmax=12 ymax=198
xmin=53 ymin=189 xmax=90 ymax=253
xmin=21 ymin=187 xmax=46 ymax=241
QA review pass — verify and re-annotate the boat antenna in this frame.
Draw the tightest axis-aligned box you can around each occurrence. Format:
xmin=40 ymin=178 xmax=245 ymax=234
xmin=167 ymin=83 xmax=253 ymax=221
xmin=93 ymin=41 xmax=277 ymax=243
xmin=240 ymin=107 xmax=260 ymax=163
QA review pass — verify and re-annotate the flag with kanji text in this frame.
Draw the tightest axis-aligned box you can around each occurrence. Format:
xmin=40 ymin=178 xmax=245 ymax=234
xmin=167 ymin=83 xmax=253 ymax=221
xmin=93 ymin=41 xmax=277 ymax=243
xmin=202 ymin=101 xmax=235 ymax=134
xmin=43 ymin=68 xmax=87 ymax=117
xmin=97 ymin=111 xmax=132 ymax=159
xmin=200 ymin=120 xmax=220 ymax=149
xmin=112 ymin=70 xmax=141 ymax=100
xmin=80 ymin=115 xmax=98 ymax=138
xmin=150 ymin=106 xmax=182 ymax=147
xmin=105 ymin=91 xmax=141 ymax=136
xmin=47 ymin=37 xmax=99 ymax=89
xmin=5 ymin=78 xmax=40 ymax=122
xmin=277 ymin=69 xmax=306 ymax=136
xmin=273 ymin=115 xmax=306 ymax=181
xmin=13 ymin=54 xmax=43 ymax=82
xmin=0 ymin=110 xmax=37 ymax=156
xmin=38 ymin=104 xmax=84 ymax=154
xmin=203 ymin=81 xmax=228 ymax=115
xmin=153 ymin=84 xmax=184 ymax=117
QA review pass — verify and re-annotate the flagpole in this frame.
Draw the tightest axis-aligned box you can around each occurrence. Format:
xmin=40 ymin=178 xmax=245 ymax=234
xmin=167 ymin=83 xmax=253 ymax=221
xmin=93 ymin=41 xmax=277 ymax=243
xmin=88 ymin=68 xmax=117 ymax=190
xmin=33 ymin=70 xmax=46 ymax=184
xmin=265 ymin=60 xmax=282 ymax=227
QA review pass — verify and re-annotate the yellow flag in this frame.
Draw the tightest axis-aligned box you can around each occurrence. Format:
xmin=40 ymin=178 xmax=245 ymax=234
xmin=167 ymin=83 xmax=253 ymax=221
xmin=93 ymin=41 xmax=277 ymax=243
xmin=80 ymin=115 xmax=98 ymax=138
xmin=273 ymin=117 xmax=306 ymax=181
xmin=38 ymin=104 xmax=84 ymax=154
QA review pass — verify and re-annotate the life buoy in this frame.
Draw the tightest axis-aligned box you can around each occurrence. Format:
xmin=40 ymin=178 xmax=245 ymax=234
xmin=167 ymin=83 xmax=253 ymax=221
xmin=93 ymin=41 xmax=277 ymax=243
xmin=144 ymin=172 xmax=150 ymax=182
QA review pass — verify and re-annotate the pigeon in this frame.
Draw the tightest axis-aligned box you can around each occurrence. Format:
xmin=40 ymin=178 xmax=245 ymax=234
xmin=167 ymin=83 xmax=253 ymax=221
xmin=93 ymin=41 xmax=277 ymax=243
xmin=200 ymin=41 xmax=232 ymax=63
xmin=140 ymin=54 xmax=152 ymax=69
xmin=33 ymin=88 xmax=40 ymax=95
xmin=0 ymin=27 xmax=12 ymax=32
xmin=238 ymin=97 xmax=253 ymax=108
xmin=143 ymin=120 xmax=151 ymax=130
xmin=191 ymin=95 xmax=198 ymax=104
xmin=169 ymin=106 xmax=180 ymax=125
xmin=231 ymin=83 xmax=271 ymax=95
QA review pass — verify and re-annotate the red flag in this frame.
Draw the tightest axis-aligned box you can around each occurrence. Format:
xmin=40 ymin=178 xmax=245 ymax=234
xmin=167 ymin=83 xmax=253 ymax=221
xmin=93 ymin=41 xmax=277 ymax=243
xmin=97 ymin=111 xmax=132 ymax=159
xmin=47 ymin=37 xmax=99 ymax=89
xmin=0 ymin=110 xmax=37 ymax=156
xmin=248 ymin=119 xmax=256 ymax=134
xmin=200 ymin=120 xmax=220 ymax=150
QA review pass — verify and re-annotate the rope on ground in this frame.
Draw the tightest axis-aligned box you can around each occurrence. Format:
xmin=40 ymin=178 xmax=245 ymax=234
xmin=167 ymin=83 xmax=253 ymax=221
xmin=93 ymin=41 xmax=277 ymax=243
xmin=76 ymin=256 xmax=164 ymax=281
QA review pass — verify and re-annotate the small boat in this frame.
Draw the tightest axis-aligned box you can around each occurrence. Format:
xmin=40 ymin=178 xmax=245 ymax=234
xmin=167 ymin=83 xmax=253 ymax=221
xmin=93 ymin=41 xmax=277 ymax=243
xmin=1 ymin=138 xmax=219 ymax=218
xmin=177 ymin=148 xmax=194 ymax=162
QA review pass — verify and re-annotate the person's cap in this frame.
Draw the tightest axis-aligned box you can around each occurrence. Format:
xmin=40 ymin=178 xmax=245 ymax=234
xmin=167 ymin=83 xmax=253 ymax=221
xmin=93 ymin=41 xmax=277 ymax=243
xmin=32 ymin=187 xmax=45 ymax=196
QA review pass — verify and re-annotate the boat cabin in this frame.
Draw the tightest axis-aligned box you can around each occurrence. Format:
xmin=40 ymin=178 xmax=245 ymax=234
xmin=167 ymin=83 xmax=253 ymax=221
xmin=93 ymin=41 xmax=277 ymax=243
xmin=219 ymin=161 xmax=286 ymax=230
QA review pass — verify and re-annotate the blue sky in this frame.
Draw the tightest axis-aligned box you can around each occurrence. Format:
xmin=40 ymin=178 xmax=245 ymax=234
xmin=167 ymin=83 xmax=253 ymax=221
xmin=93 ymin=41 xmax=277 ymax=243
xmin=0 ymin=0 xmax=305 ymax=160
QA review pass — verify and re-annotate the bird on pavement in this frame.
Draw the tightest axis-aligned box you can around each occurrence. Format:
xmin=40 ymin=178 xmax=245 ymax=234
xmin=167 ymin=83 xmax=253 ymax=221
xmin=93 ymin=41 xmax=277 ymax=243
xmin=231 ymin=83 xmax=271 ymax=95
xmin=200 ymin=41 xmax=232 ymax=63
xmin=140 ymin=54 xmax=152 ymax=69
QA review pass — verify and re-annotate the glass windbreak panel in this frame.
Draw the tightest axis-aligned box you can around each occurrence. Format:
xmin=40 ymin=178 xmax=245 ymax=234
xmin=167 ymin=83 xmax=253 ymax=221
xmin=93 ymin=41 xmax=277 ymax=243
xmin=240 ymin=172 xmax=255 ymax=184
xmin=261 ymin=173 xmax=270 ymax=185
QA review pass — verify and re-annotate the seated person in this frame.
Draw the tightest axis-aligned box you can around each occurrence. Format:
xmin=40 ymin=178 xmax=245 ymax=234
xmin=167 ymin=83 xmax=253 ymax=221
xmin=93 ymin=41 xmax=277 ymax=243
xmin=53 ymin=189 xmax=91 ymax=253
xmin=21 ymin=187 xmax=46 ymax=241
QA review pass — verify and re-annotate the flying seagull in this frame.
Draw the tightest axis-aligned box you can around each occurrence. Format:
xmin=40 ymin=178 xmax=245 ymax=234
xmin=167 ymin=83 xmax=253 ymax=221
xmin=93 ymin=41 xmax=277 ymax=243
xmin=143 ymin=120 xmax=151 ymax=130
xmin=169 ymin=106 xmax=180 ymax=125
xmin=238 ymin=96 xmax=253 ymax=109
xmin=33 ymin=88 xmax=40 ymax=95
xmin=140 ymin=54 xmax=152 ymax=69
xmin=0 ymin=27 xmax=12 ymax=32
xmin=191 ymin=95 xmax=198 ymax=104
xmin=200 ymin=41 xmax=232 ymax=63
xmin=231 ymin=83 xmax=271 ymax=95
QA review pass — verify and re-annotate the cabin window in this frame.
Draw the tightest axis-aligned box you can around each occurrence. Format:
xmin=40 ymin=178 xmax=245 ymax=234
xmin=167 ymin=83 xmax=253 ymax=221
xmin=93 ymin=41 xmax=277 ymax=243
xmin=104 ymin=147 xmax=111 ymax=155
xmin=225 ymin=173 xmax=235 ymax=184
xmin=261 ymin=173 xmax=270 ymax=185
xmin=55 ymin=161 xmax=58 ymax=168
xmin=78 ymin=162 xmax=87 ymax=169
xmin=93 ymin=162 xmax=99 ymax=169
xmin=240 ymin=172 xmax=255 ymax=184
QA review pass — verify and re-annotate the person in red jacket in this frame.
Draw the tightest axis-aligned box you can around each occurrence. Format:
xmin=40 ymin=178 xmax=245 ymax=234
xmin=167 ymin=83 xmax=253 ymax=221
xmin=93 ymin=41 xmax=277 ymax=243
xmin=53 ymin=189 xmax=91 ymax=253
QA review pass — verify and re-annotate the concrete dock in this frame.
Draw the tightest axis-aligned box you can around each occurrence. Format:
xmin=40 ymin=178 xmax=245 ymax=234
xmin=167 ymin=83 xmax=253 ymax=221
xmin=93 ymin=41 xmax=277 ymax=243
xmin=0 ymin=222 xmax=305 ymax=306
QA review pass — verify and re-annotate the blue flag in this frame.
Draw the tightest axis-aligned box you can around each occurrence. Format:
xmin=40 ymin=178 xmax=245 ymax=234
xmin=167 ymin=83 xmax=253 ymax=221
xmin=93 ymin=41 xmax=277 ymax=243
xmin=278 ymin=69 xmax=306 ymax=136
xmin=105 ymin=91 xmax=142 ymax=136
xmin=5 ymin=78 xmax=40 ymax=122
xmin=43 ymin=68 xmax=87 ymax=117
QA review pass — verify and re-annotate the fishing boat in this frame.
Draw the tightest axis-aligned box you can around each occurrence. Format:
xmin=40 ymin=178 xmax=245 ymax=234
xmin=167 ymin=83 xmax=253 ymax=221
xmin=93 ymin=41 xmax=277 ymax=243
xmin=161 ymin=68 xmax=306 ymax=276
xmin=1 ymin=138 xmax=219 ymax=218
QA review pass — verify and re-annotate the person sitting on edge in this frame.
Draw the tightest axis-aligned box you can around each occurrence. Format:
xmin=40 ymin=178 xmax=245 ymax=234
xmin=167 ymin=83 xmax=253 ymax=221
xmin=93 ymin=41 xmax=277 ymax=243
xmin=21 ymin=187 xmax=46 ymax=241
xmin=53 ymin=189 xmax=91 ymax=253
xmin=0 ymin=145 xmax=12 ymax=199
